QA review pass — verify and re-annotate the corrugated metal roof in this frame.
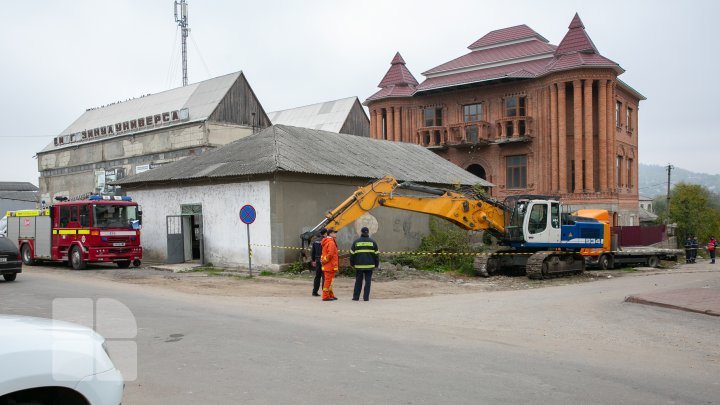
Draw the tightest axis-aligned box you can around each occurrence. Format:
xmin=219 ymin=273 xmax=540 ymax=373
xmin=267 ymin=97 xmax=365 ymax=133
xmin=114 ymin=125 xmax=493 ymax=187
xmin=0 ymin=182 xmax=38 ymax=192
xmin=41 ymin=71 xmax=243 ymax=153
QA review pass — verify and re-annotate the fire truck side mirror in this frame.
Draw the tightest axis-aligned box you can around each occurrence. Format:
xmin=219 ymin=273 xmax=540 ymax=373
xmin=138 ymin=209 xmax=143 ymax=225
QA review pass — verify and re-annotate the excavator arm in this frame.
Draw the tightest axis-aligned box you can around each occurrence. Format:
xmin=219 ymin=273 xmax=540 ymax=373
xmin=302 ymin=176 xmax=507 ymax=242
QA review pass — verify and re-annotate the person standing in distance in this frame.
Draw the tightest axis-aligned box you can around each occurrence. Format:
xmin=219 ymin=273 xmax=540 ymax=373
xmin=320 ymin=228 xmax=339 ymax=301
xmin=691 ymin=236 xmax=699 ymax=264
xmin=350 ymin=227 xmax=379 ymax=301
xmin=708 ymin=236 xmax=718 ymax=264
xmin=684 ymin=236 xmax=693 ymax=264
xmin=310 ymin=228 xmax=327 ymax=296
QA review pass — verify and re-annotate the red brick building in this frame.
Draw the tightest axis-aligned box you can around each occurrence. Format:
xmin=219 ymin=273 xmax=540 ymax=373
xmin=365 ymin=14 xmax=644 ymax=225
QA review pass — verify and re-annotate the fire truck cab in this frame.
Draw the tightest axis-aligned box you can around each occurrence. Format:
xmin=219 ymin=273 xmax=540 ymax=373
xmin=6 ymin=195 xmax=143 ymax=270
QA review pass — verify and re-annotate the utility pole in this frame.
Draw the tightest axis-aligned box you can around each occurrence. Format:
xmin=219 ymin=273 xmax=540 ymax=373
xmin=174 ymin=0 xmax=189 ymax=86
xmin=665 ymin=164 xmax=673 ymax=224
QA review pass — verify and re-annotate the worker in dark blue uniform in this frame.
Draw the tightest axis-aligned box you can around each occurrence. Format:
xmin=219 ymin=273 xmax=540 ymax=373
xmin=350 ymin=227 xmax=379 ymax=301
xmin=311 ymin=228 xmax=327 ymax=296
xmin=690 ymin=236 xmax=699 ymax=263
xmin=685 ymin=236 xmax=693 ymax=264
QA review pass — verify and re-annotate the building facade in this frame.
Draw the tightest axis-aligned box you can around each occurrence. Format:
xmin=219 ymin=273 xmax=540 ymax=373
xmin=114 ymin=125 xmax=491 ymax=268
xmin=36 ymin=71 xmax=270 ymax=202
xmin=365 ymin=14 xmax=644 ymax=225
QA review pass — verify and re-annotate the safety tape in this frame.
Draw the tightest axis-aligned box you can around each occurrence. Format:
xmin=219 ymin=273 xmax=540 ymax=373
xmin=250 ymin=243 xmax=681 ymax=258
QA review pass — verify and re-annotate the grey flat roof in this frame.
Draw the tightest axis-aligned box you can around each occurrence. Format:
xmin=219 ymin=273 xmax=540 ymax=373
xmin=114 ymin=124 xmax=493 ymax=188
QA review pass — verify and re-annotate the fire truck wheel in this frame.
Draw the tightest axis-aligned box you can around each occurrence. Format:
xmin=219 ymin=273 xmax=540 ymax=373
xmin=70 ymin=247 xmax=87 ymax=270
xmin=21 ymin=244 xmax=35 ymax=266
xmin=117 ymin=260 xmax=131 ymax=269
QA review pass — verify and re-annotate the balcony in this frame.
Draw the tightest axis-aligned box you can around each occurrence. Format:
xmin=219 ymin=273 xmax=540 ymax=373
xmin=494 ymin=116 xmax=533 ymax=144
xmin=417 ymin=121 xmax=492 ymax=148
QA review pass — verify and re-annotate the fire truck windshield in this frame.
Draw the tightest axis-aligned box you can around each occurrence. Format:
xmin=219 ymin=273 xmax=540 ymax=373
xmin=93 ymin=204 xmax=139 ymax=229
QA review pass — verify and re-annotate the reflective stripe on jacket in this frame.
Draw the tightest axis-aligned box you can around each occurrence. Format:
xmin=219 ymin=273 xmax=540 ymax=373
xmin=350 ymin=236 xmax=379 ymax=270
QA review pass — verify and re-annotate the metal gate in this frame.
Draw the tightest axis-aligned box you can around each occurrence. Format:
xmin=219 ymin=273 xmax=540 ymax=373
xmin=166 ymin=215 xmax=185 ymax=264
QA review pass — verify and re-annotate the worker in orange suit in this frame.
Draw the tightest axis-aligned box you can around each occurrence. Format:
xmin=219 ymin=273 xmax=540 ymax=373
xmin=321 ymin=228 xmax=339 ymax=301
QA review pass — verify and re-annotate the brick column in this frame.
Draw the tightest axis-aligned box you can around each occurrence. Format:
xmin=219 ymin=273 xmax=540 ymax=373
xmin=558 ymin=82 xmax=567 ymax=194
xmin=376 ymin=109 xmax=384 ymax=140
xmin=584 ymin=79 xmax=594 ymax=192
xmin=550 ymin=84 xmax=558 ymax=192
xmin=573 ymin=80 xmax=583 ymax=193
xmin=598 ymin=80 xmax=607 ymax=191
xmin=386 ymin=107 xmax=394 ymax=141
xmin=607 ymin=82 xmax=616 ymax=190
xmin=370 ymin=110 xmax=377 ymax=138
xmin=394 ymin=107 xmax=402 ymax=142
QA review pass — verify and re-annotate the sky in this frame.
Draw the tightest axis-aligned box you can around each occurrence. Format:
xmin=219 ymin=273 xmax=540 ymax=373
xmin=1 ymin=0 xmax=717 ymax=186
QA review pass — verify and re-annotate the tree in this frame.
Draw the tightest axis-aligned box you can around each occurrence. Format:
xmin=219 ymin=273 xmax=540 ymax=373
xmin=668 ymin=183 xmax=720 ymax=244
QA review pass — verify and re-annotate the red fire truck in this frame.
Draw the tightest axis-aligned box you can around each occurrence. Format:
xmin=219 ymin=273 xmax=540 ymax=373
xmin=5 ymin=195 xmax=143 ymax=270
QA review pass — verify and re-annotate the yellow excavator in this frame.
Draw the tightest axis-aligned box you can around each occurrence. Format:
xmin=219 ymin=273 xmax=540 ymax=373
xmin=302 ymin=176 xmax=606 ymax=279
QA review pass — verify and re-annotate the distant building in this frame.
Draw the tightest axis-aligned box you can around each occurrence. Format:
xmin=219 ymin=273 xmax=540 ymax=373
xmin=37 ymin=71 xmax=270 ymax=201
xmin=364 ymin=14 xmax=644 ymax=226
xmin=114 ymin=125 xmax=491 ymax=269
xmin=0 ymin=182 xmax=38 ymax=216
xmin=267 ymin=96 xmax=370 ymax=136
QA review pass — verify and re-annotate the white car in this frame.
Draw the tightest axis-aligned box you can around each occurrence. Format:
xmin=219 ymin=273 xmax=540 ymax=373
xmin=0 ymin=315 xmax=124 ymax=404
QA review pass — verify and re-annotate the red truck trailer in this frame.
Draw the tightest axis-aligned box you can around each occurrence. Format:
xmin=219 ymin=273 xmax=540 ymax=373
xmin=6 ymin=195 xmax=143 ymax=270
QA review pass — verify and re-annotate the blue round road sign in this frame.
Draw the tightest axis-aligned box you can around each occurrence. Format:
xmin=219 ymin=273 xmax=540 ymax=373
xmin=239 ymin=204 xmax=256 ymax=224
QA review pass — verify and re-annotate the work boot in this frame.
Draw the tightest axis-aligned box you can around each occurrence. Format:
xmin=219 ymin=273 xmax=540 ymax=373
xmin=312 ymin=292 xmax=320 ymax=296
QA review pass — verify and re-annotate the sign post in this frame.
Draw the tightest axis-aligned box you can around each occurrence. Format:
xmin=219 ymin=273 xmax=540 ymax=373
xmin=239 ymin=204 xmax=256 ymax=276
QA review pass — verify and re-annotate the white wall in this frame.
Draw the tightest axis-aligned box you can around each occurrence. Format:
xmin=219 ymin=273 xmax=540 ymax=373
xmin=131 ymin=181 xmax=272 ymax=269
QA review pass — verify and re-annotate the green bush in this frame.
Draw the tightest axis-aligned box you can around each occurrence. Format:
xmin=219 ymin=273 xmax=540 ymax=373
xmin=390 ymin=217 xmax=479 ymax=275
xmin=284 ymin=261 xmax=307 ymax=274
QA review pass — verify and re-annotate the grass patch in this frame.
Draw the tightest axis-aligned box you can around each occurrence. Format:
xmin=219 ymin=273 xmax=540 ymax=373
xmin=259 ymin=270 xmax=274 ymax=276
xmin=191 ymin=266 xmax=224 ymax=275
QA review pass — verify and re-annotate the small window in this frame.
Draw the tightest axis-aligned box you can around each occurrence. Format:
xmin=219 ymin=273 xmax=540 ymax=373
xmin=551 ymin=202 xmax=560 ymax=229
xmin=626 ymin=107 xmax=633 ymax=131
xmin=59 ymin=206 xmax=70 ymax=228
xmin=616 ymin=101 xmax=622 ymax=128
xmin=466 ymin=125 xmax=478 ymax=143
xmin=69 ymin=206 xmax=78 ymax=225
xmin=423 ymin=107 xmax=443 ymax=127
xmin=528 ymin=204 xmax=548 ymax=234
xmin=504 ymin=96 xmax=526 ymax=117
xmin=627 ymin=158 xmax=633 ymax=187
xmin=506 ymin=155 xmax=527 ymax=189
xmin=463 ymin=104 xmax=482 ymax=122
xmin=617 ymin=156 xmax=623 ymax=186
xmin=79 ymin=205 xmax=90 ymax=227
xmin=518 ymin=120 xmax=526 ymax=136
xmin=505 ymin=121 xmax=513 ymax=137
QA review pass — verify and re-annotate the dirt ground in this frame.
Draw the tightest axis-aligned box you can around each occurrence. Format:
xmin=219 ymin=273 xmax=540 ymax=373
xmin=23 ymin=260 xmax=684 ymax=299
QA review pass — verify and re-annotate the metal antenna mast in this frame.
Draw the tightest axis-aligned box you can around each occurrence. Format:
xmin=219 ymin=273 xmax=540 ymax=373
xmin=174 ymin=0 xmax=189 ymax=86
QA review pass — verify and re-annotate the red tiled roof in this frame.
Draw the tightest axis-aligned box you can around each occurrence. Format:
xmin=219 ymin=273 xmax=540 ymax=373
xmin=364 ymin=85 xmax=416 ymax=103
xmin=545 ymin=52 xmax=623 ymax=74
xmin=416 ymin=59 xmax=552 ymax=92
xmin=467 ymin=24 xmax=548 ymax=50
xmin=378 ymin=52 xmax=419 ymax=88
xmin=366 ymin=14 xmax=628 ymax=102
xmin=555 ymin=13 xmax=598 ymax=55
xmin=423 ymin=40 xmax=556 ymax=75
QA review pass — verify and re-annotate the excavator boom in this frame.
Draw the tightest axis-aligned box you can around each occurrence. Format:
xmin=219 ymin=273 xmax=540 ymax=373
xmin=304 ymin=176 xmax=507 ymax=240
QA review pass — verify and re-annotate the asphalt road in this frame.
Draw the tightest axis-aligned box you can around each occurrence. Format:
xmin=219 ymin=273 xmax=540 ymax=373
xmin=1 ymin=266 xmax=719 ymax=404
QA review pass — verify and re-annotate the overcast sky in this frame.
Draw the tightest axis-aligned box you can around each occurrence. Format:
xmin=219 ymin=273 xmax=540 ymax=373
xmin=1 ymin=0 xmax=716 ymax=186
